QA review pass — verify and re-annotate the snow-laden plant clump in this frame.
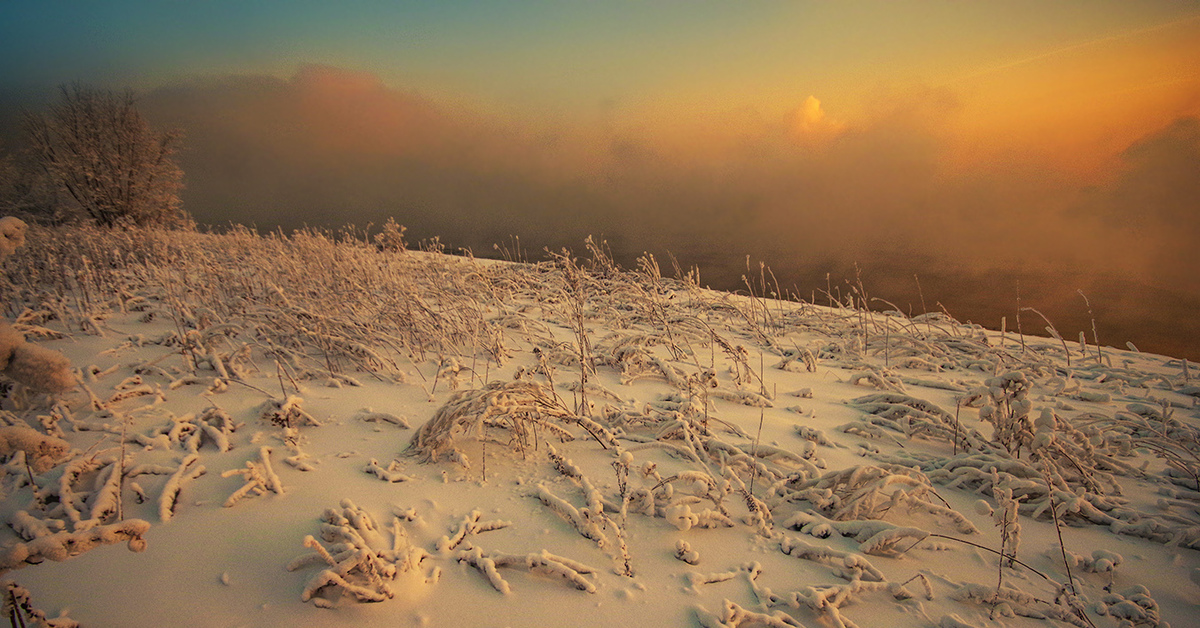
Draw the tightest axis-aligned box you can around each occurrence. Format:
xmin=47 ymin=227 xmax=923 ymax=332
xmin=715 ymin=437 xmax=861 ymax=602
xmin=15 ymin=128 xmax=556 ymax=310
xmin=0 ymin=217 xmax=75 ymax=395
xmin=0 ymin=222 xmax=1195 ymax=627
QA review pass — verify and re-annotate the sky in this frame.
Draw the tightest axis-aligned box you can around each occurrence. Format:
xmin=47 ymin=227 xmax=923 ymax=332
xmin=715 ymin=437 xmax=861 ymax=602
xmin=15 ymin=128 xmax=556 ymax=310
xmin=2 ymin=1 xmax=1200 ymax=358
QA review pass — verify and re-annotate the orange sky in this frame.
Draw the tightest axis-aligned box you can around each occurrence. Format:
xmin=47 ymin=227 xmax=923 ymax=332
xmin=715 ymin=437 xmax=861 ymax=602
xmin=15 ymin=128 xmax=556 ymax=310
xmin=3 ymin=1 xmax=1199 ymax=358
xmin=606 ymin=12 xmax=1200 ymax=188
xmin=940 ymin=13 xmax=1200 ymax=179
xmin=5 ymin=1 xmax=1198 ymax=185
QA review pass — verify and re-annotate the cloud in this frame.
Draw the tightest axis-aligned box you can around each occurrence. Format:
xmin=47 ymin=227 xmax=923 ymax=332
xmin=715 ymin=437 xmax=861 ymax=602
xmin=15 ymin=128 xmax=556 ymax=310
xmin=789 ymin=95 xmax=844 ymax=141
xmin=1109 ymin=116 xmax=1200 ymax=227
xmin=1077 ymin=116 xmax=1200 ymax=289
xmin=141 ymin=67 xmax=588 ymax=243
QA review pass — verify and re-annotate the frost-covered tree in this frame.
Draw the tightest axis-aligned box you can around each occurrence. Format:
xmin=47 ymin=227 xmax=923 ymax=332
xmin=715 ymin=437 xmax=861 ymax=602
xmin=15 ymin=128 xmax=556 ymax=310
xmin=23 ymin=83 xmax=188 ymax=228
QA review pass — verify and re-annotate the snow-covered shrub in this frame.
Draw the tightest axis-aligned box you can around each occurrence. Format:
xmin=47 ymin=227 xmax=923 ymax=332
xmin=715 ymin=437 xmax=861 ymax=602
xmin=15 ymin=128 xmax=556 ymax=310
xmin=694 ymin=599 xmax=804 ymax=628
xmin=1096 ymin=585 xmax=1168 ymax=628
xmin=156 ymin=455 xmax=207 ymax=523
xmin=848 ymin=391 xmax=985 ymax=450
xmin=3 ymin=580 xmax=79 ymax=628
xmin=221 ymin=446 xmax=284 ymax=507
xmin=407 ymin=380 xmax=616 ymax=466
xmin=1 ymin=340 xmax=76 ymax=394
xmin=363 ymin=458 xmax=411 ymax=483
xmin=0 ymin=216 xmax=27 ymax=259
xmin=1065 ymin=549 xmax=1123 ymax=575
xmin=287 ymin=499 xmax=431 ymax=608
xmin=700 ymin=559 xmax=931 ymax=628
xmin=259 ymin=396 xmax=320 ymax=429
xmin=1078 ymin=404 xmax=1200 ymax=493
xmin=456 ymin=547 xmax=597 ymax=595
xmin=674 ymin=539 xmax=700 ymax=564
xmin=975 ymin=372 xmax=1034 ymax=455
xmin=0 ymin=426 xmax=70 ymax=473
xmin=0 ymin=519 xmax=149 ymax=574
xmin=374 ymin=217 xmax=407 ymax=252
xmin=949 ymin=582 xmax=1089 ymax=626
xmin=775 ymin=464 xmax=976 ymax=533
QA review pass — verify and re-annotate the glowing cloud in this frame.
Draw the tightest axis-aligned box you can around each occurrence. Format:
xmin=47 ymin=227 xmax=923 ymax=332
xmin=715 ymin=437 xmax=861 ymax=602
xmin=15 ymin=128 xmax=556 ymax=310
xmin=790 ymin=95 xmax=844 ymax=142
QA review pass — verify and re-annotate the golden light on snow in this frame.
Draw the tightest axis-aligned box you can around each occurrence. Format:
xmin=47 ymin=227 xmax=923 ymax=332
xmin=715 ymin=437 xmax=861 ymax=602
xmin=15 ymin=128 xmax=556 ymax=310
xmin=5 ymin=223 xmax=1200 ymax=625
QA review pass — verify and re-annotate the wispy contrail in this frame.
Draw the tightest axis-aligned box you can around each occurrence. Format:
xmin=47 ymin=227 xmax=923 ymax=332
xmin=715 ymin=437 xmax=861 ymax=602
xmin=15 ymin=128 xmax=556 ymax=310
xmin=951 ymin=12 xmax=1200 ymax=83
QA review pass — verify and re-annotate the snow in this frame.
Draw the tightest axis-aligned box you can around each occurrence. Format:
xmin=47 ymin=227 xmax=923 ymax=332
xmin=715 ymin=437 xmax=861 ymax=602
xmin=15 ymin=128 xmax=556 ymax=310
xmin=1 ymin=224 xmax=1198 ymax=627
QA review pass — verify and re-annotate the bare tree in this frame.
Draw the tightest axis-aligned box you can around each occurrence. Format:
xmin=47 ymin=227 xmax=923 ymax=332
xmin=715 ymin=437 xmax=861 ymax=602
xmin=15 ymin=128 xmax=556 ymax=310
xmin=23 ymin=83 xmax=187 ymax=227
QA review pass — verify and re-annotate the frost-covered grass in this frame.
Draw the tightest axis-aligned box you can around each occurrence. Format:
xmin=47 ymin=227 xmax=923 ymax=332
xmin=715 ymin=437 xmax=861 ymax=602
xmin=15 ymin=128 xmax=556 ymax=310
xmin=0 ymin=223 xmax=1197 ymax=627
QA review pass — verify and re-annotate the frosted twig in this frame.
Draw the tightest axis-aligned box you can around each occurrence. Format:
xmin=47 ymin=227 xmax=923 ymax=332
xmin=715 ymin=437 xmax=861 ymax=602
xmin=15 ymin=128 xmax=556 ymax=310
xmin=221 ymin=446 xmax=283 ymax=507
xmin=159 ymin=454 xmax=205 ymax=523
xmin=456 ymin=546 xmax=597 ymax=594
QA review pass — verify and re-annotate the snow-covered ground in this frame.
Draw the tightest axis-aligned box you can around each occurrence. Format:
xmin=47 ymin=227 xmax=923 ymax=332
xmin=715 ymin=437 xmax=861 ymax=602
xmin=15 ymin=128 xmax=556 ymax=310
xmin=1 ymin=224 xmax=1197 ymax=627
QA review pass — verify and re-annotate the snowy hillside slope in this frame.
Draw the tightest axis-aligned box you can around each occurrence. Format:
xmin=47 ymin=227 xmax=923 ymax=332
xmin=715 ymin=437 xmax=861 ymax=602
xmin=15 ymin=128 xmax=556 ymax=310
xmin=0 ymin=224 xmax=1197 ymax=627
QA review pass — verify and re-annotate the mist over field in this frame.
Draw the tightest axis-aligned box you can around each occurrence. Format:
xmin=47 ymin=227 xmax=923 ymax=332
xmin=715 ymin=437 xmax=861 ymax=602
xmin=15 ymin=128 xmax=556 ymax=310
xmin=1 ymin=62 xmax=1196 ymax=360
xmin=117 ymin=66 xmax=1198 ymax=361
